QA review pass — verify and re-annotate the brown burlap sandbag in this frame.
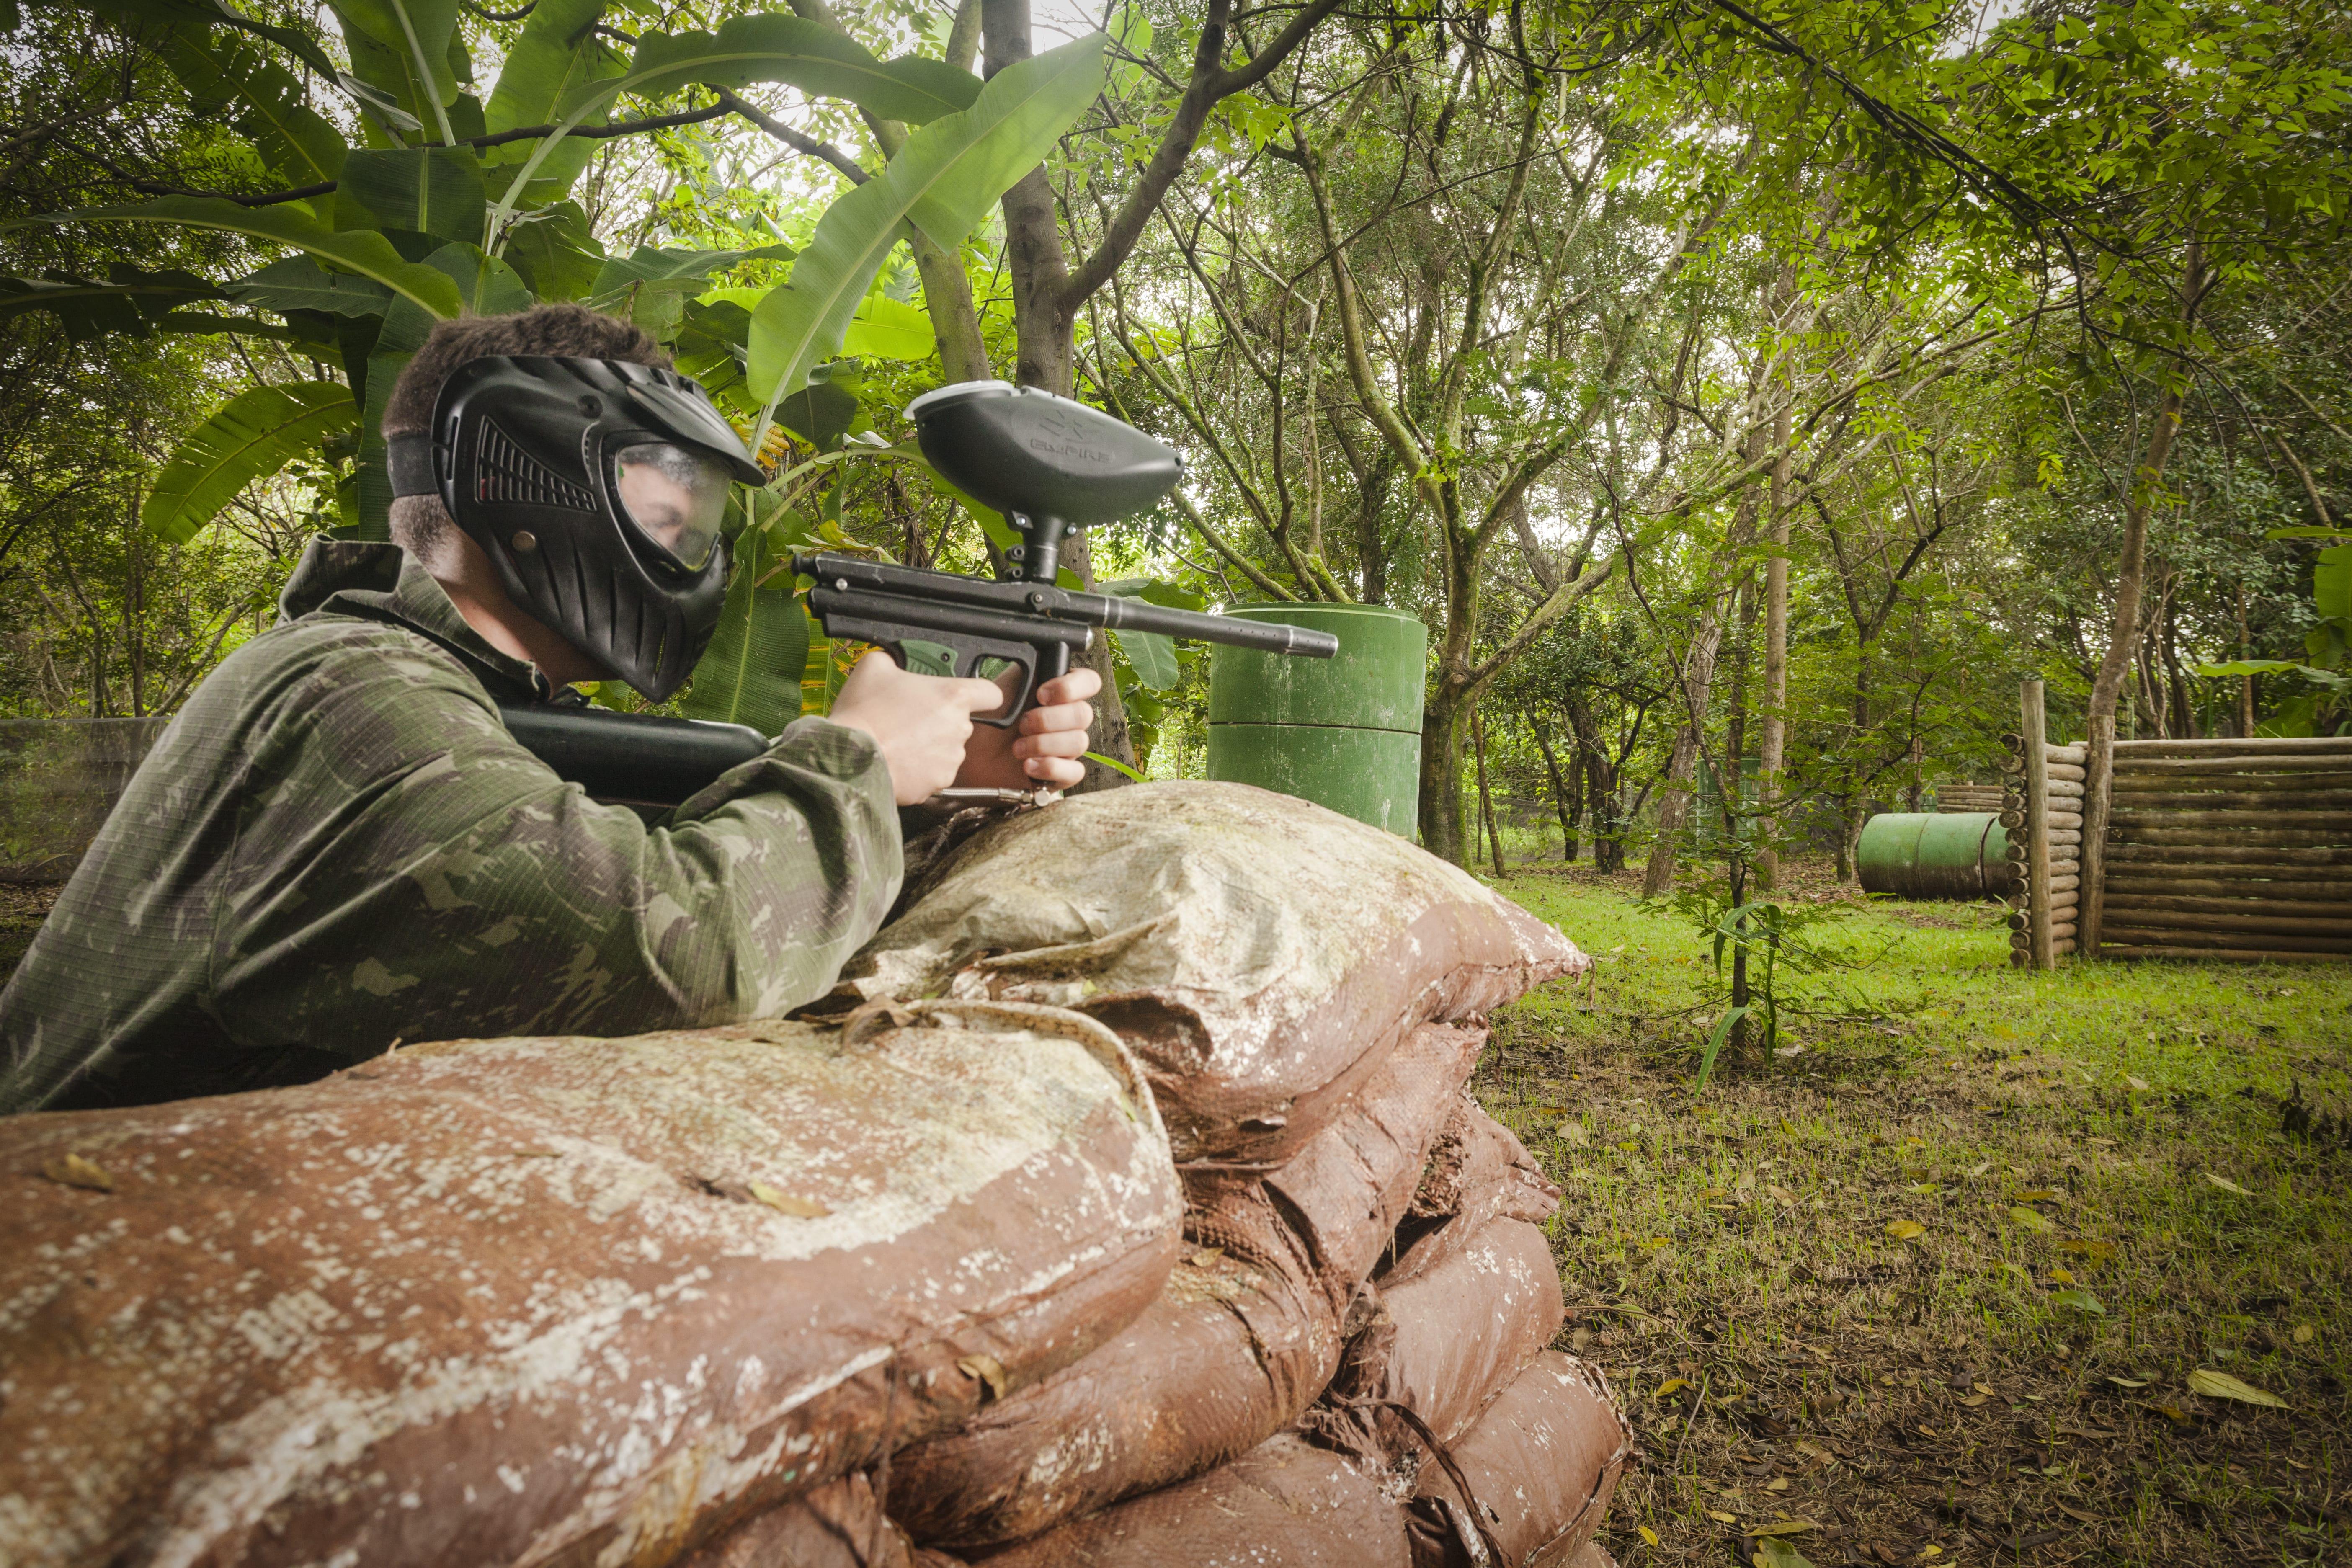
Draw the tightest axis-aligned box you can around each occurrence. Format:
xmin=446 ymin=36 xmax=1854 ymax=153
xmin=890 ymin=1022 xmax=1484 ymax=1550
xmin=978 ymin=1434 xmax=1416 ymax=1568
xmin=833 ymin=783 xmax=1586 ymax=1165
xmin=675 ymin=1475 xmax=964 ymax=1568
xmin=0 ymin=1001 xmax=1178 ymax=1568
xmin=1383 ymin=1099 xmax=1560 ymax=1287
xmin=1324 ymin=1217 xmax=1566 ymax=1448
xmin=1407 ymin=1352 xmax=1634 ymax=1568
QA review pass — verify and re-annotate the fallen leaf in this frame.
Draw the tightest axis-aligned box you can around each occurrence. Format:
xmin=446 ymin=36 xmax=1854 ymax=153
xmin=1795 ymin=1439 xmax=1837 ymax=1465
xmin=1188 ymin=1248 xmax=1225 ymax=1267
xmin=1746 ymin=1519 xmax=1817 ymax=1537
xmin=2055 ymin=1424 xmax=2119 ymax=1439
xmin=1906 ymin=1182 xmax=1940 ymax=1196
xmin=1959 ymin=1393 xmax=1991 ymax=1407
xmin=1917 ymin=1424 xmax=1938 ymax=1437
xmin=1753 ymin=1536 xmax=1814 ymax=1568
xmin=1886 ymin=1220 xmax=1927 ymax=1240
xmin=957 ymin=1353 xmax=1008 ymax=1400
xmin=2294 ymin=1324 xmax=2316 ymax=1344
xmin=1966 ymin=1161 xmax=1992 ymax=1177
xmin=1709 ymin=1510 xmax=1739 ymax=1524
xmin=2140 ymin=1402 xmax=2191 ymax=1424
xmin=2187 ymin=1368 xmax=2288 ymax=1408
xmin=2106 ymin=1375 xmax=2148 ymax=1389
xmin=749 ymin=1182 xmax=830 ymax=1219
xmin=2056 ymin=1238 xmax=2116 ymax=1260
xmin=1560 ymin=1122 xmax=1591 ymax=1147
xmin=2001 ymin=1262 xmax=2035 ymax=1284
xmin=1764 ymin=1476 xmax=1790 ymax=1492
xmin=2124 ymin=1075 xmax=2150 ymax=1092
xmin=2050 ymin=1267 xmax=2076 ymax=1285
xmin=41 ymin=1153 xmax=115 ymax=1192
xmin=2203 ymin=1173 xmax=2251 ymax=1196
xmin=1638 ymin=1525 xmax=1661 ymax=1547
xmin=2051 ymin=1288 xmax=2106 ymax=1316
xmin=1655 ymin=1377 xmax=1690 ymax=1398
xmin=2008 ymin=1206 xmax=2055 ymax=1232
xmin=2014 ymin=1188 xmax=2063 ymax=1201
xmin=1769 ymin=1184 xmax=1799 ymax=1205
xmin=1919 ymin=1546 xmax=1944 ymax=1559
xmin=2055 ymin=1503 xmax=2104 ymax=1524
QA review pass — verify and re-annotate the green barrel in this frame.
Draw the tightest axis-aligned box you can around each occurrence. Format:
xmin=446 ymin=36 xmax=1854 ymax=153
xmin=1207 ymin=603 xmax=1425 ymax=835
xmin=1856 ymin=812 xmax=2016 ymax=899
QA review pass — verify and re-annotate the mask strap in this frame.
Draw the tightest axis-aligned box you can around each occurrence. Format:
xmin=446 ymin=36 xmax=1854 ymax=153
xmin=387 ymin=434 xmax=437 ymax=498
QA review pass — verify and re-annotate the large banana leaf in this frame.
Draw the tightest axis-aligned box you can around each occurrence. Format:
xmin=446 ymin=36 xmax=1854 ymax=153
xmin=0 ymin=266 xmax=225 ymax=340
xmin=487 ymin=16 xmax=983 ymax=234
xmin=59 ymin=0 xmax=341 ymax=82
xmin=500 ymin=200 xmax=605 ymax=302
xmin=482 ymin=0 xmax=625 ymax=199
xmin=156 ymin=32 xmax=348 ymax=190
xmin=331 ymin=0 xmax=462 ymax=139
xmin=18 ymin=198 xmax=466 ymax=317
xmin=748 ymin=34 xmax=1104 ymax=406
xmin=335 ymin=146 xmax=487 ymax=244
xmin=228 ymin=256 xmax=394 ymax=316
xmin=678 ymin=516 xmax=810 ymax=737
xmin=145 ymin=381 xmax=358 ymax=544
xmin=841 ymin=292 xmax=935 ymax=360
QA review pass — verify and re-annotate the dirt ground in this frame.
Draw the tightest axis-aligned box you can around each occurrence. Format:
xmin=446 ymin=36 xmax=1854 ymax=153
xmin=1478 ymin=859 xmax=2352 ymax=1568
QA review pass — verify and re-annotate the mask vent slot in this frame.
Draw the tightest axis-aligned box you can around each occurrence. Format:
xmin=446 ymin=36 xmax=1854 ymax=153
xmin=475 ymin=422 xmax=593 ymax=511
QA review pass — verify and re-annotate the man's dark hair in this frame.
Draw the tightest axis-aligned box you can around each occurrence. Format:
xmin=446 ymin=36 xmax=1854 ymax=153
xmin=384 ymin=304 xmax=669 ymax=566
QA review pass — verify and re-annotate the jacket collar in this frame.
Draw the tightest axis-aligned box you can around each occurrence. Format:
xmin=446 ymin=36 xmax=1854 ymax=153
xmin=277 ymin=539 xmax=552 ymax=701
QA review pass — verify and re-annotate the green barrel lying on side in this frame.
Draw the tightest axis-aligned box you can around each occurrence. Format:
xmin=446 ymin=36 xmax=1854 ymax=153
xmin=1206 ymin=604 xmax=1426 ymax=836
xmin=1857 ymin=812 xmax=2016 ymax=900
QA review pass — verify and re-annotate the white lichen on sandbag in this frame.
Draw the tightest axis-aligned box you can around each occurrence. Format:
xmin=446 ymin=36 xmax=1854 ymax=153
xmin=838 ymin=783 xmax=1589 ymax=1163
xmin=0 ymin=1002 xmax=1180 ymax=1568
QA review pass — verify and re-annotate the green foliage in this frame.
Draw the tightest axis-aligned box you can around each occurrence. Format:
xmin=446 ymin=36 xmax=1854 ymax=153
xmin=678 ymin=511 xmax=812 ymax=736
xmin=748 ymin=33 xmax=1105 ymax=408
xmin=144 ymin=382 xmax=360 ymax=545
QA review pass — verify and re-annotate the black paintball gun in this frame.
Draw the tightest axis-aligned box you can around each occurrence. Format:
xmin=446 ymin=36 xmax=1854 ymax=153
xmin=795 ymin=381 xmax=1336 ymax=724
xmin=503 ymin=383 xmax=1336 ymax=807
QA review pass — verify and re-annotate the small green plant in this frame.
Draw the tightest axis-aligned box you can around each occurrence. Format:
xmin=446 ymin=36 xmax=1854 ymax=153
xmin=1658 ymin=884 xmax=1861 ymax=1091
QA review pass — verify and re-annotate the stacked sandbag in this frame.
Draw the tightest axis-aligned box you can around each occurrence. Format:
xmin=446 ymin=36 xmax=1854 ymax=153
xmin=0 ymin=1002 xmax=1178 ymax=1568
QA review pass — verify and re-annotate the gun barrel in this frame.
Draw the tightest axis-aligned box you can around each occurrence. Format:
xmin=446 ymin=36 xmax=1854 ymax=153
xmin=792 ymin=552 xmax=1340 ymax=659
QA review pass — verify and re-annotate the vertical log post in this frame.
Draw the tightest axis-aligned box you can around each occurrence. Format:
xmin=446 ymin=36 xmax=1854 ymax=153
xmin=2023 ymin=680 xmax=2055 ymax=970
xmin=2079 ymin=712 xmax=2114 ymax=957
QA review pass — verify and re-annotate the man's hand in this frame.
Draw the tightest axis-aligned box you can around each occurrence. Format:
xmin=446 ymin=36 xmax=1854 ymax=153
xmin=828 ymin=652 xmax=1008 ymax=805
xmin=956 ymin=665 xmax=1101 ymax=792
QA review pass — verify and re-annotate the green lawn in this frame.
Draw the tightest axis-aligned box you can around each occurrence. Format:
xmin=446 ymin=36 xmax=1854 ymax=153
xmin=1478 ymin=863 xmax=2352 ymax=1568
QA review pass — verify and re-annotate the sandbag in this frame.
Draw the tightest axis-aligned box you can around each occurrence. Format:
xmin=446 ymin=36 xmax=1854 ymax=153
xmin=0 ymin=1001 xmax=1179 ymax=1568
xmin=1383 ymin=1100 xmax=1560 ymax=1288
xmin=1327 ymin=1217 xmax=1566 ymax=1444
xmin=892 ymin=1022 xmax=1483 ymax=1550
xmin=978 ymin=1435 xmax=1415 ymax=1568
xmin=833 ymin=783 xmax=1586 ymax=1165
xmin=1407 ymin=1353 xmax=1633 ymax=1568
xmin=676 ymin=1475 xmax=963 ymax=1568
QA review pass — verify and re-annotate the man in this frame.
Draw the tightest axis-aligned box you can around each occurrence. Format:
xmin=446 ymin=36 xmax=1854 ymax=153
xmin=0 ymin=304 xmax=1099 ymax=1113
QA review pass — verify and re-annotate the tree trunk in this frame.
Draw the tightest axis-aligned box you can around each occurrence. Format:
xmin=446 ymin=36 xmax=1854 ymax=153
xmin=1565 ymin=687 xmax=1620 ymax=872
xmin=1473 ymin=706 xmax=1504 ymax=877
xmin=1529 ymin=712 xmax=1578 ymax=861
xmin=1418 ymin=696 xmax=1467 ymax=863
xmin=1756 ymin=397 xmax=1792 ymax=887
xmin=1640 ymin=582 xmax=1729 ymax=897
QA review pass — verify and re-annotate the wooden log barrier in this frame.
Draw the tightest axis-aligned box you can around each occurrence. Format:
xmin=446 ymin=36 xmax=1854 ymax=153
xmin=2106 ymin=843 xmax=2352 ymax=869
xmin=2105 ymin=873 xmax=2352 ymax=899
xmin=2022 ymin=683 xmax=2055 ymax=970
xmin=2103 ymin=926 xmax=2352 ymax=956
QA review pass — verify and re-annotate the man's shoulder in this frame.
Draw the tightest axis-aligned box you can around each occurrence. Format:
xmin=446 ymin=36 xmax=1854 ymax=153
xmin=212 ymin=612 xmax=498 ymax=710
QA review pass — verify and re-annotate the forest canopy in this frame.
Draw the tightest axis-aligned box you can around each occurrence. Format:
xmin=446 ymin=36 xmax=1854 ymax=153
xmin=0 ymin=0 xmax=2346 ymax=873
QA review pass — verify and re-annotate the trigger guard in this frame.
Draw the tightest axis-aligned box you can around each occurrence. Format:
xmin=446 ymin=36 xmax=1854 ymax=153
xmin=958 ymin=645 xmax=1036 ymax=728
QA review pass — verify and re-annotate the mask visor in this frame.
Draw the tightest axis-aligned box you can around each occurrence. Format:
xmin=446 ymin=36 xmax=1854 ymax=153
xmin=613 ymin=441 xmax=732 ymax=570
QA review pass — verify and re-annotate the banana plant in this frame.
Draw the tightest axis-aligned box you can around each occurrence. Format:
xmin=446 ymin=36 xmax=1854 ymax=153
xmin=7 ymin=0 xmax=1110 ymax=728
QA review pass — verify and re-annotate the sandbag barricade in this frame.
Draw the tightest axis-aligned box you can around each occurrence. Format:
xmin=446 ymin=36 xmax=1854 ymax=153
xmin=831 ymin=781 xmax=1583 ymax=1166
xmin=0 ymin=1003 xmax=1177 ymax=1568
xmin=1 ymin=783 xmax=1619 ymax=1568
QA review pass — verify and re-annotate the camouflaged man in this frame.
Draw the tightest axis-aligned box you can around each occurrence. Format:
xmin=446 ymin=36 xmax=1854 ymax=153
xmin=0 ymin=304 xmax=1099 ymax=1113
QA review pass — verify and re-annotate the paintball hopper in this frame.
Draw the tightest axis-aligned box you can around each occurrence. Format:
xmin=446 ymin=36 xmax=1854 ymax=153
xmin=908 ymin=382 xmax=1181 ymax=583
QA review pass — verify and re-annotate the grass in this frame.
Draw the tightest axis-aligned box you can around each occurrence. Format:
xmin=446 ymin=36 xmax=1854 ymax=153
xmin=1476 ymin=856 xmax=2352 ymax=1568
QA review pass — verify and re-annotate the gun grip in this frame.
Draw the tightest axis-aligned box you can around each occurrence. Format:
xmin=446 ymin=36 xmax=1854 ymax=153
xmin=885 ymin=635 xmax=1037 ymax=728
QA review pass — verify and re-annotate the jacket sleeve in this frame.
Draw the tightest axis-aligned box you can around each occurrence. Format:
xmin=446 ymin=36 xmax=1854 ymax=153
xmin=210 ymin=628 xmax=903 ymax=1056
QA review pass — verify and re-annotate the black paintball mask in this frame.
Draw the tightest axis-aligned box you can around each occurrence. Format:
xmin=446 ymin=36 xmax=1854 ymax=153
xmin=387 ymin=356 xmax=766 ymax=701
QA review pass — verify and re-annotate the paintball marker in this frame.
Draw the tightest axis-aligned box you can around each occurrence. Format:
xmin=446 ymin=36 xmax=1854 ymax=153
xmin=794 ymin=382 xmax=1338 ymax=725
xmin=503 ymin=384 xmax=1337 ymax=805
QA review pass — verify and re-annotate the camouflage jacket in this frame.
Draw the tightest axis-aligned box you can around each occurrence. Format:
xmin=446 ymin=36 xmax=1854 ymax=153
xmin=0 ymin=540 xmax=901 ymax=1114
